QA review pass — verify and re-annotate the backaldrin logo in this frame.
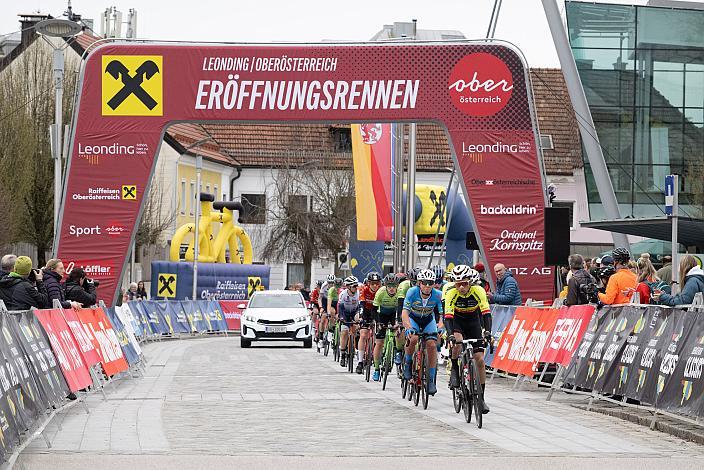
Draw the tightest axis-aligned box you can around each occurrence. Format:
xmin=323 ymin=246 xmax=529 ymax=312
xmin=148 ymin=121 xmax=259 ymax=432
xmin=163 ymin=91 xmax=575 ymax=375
xmin=448 ymin=52 xmax=513 ymax=117
xmin=102 ymin=55 xmax=163 ymax=116
xmin=480 ymin=204 xmax=538 ymax=215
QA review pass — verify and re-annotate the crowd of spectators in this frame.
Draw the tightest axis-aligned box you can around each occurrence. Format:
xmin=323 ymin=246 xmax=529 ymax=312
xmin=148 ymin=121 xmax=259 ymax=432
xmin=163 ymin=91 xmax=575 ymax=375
xmin=0 ymin=253 xmax=98 ymax=311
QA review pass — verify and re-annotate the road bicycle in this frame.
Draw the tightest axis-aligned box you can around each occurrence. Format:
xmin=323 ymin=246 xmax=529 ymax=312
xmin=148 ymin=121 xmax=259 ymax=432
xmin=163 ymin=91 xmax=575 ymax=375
xmin=332 ymin=319 xmax=341 ymax=362
xmin=169 ymin=192 xmax=253 ymax=264
xmin=449 ymin=336 xmax=484 ymax=427
xmin=343 ymin=321 xmax=359 ymax=374
xmin=403 ymin=331 xmax=433 ymax=410
xmin=380 ymin=323 xmax=400 ymax=391
xmin=362 ymin=321 xmax=375 ymax=382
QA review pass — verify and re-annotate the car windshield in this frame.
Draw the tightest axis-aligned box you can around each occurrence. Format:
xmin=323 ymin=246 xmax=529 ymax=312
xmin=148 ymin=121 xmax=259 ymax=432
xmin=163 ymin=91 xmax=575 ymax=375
xmin=249 ymin=294 xmax=305 ymax=308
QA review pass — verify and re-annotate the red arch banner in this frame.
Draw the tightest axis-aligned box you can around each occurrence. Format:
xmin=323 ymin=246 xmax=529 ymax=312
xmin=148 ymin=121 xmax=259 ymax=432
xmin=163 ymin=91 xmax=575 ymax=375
xmin=57 ymin=41 xmax=553 ymax=304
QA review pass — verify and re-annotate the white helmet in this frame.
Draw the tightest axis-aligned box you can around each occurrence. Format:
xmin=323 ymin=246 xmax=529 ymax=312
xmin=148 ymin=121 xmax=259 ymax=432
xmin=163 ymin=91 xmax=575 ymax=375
xmin=451 ymin=264 xmax=472 ymax=282
xmin=466 ymin=268 xmax=481 ymax=286
xmin=344 ymin=275 xmax=359 ymax=287
xmin=416 ymin=269 xmax=436 ymax=283
xmin=326 ymin=274 xmax=335 ymax=282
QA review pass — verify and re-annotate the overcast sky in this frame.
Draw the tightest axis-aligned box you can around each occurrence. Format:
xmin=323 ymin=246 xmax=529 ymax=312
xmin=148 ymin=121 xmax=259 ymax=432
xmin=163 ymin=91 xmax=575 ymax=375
xmin=4 ymin=0 xmax=654 ymax=67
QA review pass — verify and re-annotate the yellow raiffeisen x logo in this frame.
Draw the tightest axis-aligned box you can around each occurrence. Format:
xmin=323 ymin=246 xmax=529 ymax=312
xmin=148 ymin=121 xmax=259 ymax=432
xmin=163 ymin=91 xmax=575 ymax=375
xmin=102 ymin=55 xmax=163 ymax=116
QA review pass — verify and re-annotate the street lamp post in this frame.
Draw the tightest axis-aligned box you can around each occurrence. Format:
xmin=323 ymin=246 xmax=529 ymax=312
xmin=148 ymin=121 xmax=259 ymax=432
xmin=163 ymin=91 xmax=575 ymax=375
xmin=35 ymin=18 xmax=82 ymax=252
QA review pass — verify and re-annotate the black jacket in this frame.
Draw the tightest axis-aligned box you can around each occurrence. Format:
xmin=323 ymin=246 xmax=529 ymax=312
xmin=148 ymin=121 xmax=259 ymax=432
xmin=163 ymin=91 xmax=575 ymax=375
xmin=565 ymin=269 xmax=597 ymax=306
xmin=0 ymin=274 xmax=49 ymax=311
xmin=64 ymin=279 xmax=97 ymax=307
xmin=42 ymin=269 xmax=70 ymax=309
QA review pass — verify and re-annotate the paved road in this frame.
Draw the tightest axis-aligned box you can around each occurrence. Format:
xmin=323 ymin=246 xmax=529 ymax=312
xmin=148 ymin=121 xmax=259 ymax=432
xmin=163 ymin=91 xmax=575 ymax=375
xmin=19 ymin=336 xmax=704 ymax=469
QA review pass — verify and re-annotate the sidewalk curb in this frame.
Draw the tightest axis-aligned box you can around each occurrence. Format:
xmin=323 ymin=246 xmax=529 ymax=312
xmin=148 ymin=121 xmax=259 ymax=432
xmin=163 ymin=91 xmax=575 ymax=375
xmin=572 ymin=403 xmax=704 ymax=445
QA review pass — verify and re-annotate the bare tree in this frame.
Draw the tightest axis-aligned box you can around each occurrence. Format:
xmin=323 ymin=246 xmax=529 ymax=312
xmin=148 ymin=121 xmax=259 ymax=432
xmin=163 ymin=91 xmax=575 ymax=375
xmin=260 ymin=154 xmax=355 ymax=286
xmin=135 ymin=167 xmax=178 ymax=257
xmin=0 ymin=40 xmax=79 ymax=264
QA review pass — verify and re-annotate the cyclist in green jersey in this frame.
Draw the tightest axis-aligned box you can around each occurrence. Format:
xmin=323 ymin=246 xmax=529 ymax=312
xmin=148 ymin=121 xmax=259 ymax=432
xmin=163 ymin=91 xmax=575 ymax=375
xmin=327 ymin=277 xmax=343 ymax=324
xmin=371 ymin=274 xmax=405 ymax=381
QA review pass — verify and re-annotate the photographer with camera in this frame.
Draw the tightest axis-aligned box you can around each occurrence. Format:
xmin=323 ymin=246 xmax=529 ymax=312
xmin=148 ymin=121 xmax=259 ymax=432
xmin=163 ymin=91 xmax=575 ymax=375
xmin=43 ymin=259 xmax=81 ymax=311
xmin=565 ymin=254 xmax=597 ymax=306
xmin=0 ymin=256 xmax=49 ymax=310
xmin=64 ymin=267 xmax=98 ymax=308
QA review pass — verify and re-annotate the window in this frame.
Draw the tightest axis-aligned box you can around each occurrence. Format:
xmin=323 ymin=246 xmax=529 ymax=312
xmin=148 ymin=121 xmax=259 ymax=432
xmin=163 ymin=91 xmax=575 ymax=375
xmin=553 ymin=201 xmax=575 ymax=229
xmin=286 ymin=263 xmax=305 ymax=288
xmin=205 ymin=184 xmax=211 ymax=197
xmin=330 ymin=127 xmax=352 ymax=152
xmin=189 ymin=182 xmax=195 ymax=216
xmin=240 ymin=193 xmax=266 ymax=224
xmin=287 ymin=195 xmax=309 ymax=215
xmin=180 ymin=180 xmax=186 ymax=215
xmin=539 ymin=134 xmax=554 ymax=150
xmin=214 ymin=185 xmax=219 ymax=201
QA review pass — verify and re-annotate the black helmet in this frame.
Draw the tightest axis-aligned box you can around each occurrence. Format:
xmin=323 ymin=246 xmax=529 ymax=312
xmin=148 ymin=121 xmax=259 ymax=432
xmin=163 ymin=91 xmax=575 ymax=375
xmin=406 ymin=267 xmax=421 ymax=282
xmin=395 ymin=272 xmax=407 ymax=283
xmin=316 ymin=280 xmax=323 ymax=287
xmin=366 ymin=272 xmax=382 ymax=282
xmin=612 ymin=247 xmax=630 ymax=265
xmin=383 ymin=273 xmax=398 ymax=286
xmin=334 ymin=277 xmax=343 ymax=286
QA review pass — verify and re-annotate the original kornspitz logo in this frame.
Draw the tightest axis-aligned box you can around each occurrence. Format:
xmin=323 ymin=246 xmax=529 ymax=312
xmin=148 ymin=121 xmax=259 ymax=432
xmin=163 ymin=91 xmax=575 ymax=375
xmin=448 ymin=52 xmax=513 ymax=117
xmin=102 ymin=55 xmax=163 ymax=116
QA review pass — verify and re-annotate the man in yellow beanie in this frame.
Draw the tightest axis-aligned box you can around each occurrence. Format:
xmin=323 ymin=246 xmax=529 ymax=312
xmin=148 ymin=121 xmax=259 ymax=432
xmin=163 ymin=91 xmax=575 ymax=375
xmin=0 ymin=256 xmax=49 ymax=311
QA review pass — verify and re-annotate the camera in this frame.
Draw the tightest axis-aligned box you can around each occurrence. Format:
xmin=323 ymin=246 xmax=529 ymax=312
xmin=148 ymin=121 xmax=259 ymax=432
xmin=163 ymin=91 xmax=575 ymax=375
xmin=580 ymin=282 xmax=599 ymax=303
xmin=86 ymin=278 xmax=100 ymax=287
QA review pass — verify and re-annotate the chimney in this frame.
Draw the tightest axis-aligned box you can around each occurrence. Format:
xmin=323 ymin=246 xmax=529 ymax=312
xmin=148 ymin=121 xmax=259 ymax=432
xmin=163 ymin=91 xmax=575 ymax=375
xmin=18 ymin=13 xmax=51 ymax=46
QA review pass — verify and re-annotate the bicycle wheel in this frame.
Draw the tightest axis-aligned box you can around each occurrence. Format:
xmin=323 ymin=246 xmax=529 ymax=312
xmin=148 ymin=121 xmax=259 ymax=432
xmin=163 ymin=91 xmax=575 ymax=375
xmin=381 ymin=339 xmax=392 ymax=390
xmin=452 ymin=387 xmax=462 ymax=413
xmin=421 ymin=348 xmax=429 ymax=410
xmin=401 ymin=377 xmax=408 ymax=398
xmin=462 ymin=356 xmax=472 ymax=423
xmin=412 ymin=350 xmax=421 ymax=407
xmin=364 ymin=335 xmax=373 ymax=382
xmin=347 ymin=336 xmax=355 ymax=374
xmin=323 ymin=333 xmax=330 ymax=357
xmin=470 ymin=359 xmax=483 ymax=429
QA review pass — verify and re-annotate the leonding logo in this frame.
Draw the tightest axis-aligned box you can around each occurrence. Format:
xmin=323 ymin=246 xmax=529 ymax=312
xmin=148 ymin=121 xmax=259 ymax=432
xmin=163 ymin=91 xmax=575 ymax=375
xmin=448 ymin=52 xmax=513 ymax=116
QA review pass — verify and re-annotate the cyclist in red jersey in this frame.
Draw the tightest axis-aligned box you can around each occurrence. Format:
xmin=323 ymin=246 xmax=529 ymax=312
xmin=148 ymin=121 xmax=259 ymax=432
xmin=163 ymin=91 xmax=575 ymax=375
xmin=356 ymin=272 xmax=382 ymax=374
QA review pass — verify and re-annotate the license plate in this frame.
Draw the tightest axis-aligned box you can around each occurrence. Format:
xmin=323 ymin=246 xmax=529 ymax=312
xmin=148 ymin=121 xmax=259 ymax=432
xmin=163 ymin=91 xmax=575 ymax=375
xmin=265 ymin=326 xmax=287 ymax=333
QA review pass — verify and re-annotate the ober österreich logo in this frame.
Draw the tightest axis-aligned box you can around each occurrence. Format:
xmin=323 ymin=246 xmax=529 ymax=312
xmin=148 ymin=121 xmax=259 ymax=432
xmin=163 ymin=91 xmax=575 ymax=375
xmin=102 ymin=55 xmax=163 ymax=116
xmin=448 ymin=52 xmax=513 ymax=116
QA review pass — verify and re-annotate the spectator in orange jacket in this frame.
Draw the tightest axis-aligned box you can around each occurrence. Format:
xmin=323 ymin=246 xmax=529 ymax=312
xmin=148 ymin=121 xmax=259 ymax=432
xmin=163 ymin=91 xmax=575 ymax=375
xmin=598 ymin=247 xmax=637 ymax=305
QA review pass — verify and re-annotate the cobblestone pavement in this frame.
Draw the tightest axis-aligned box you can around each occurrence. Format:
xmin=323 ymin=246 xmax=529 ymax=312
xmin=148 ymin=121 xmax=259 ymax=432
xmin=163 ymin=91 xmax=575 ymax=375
xmin=19 ymin=336 xmax=704 ymax=469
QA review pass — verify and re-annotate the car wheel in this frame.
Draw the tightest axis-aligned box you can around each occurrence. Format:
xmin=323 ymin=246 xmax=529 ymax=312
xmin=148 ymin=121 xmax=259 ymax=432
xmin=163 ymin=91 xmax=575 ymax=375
xmin=241 ymin=337 xmax=252 ymax=348
xmin=302 ymin=337 xmax=312 ymax=349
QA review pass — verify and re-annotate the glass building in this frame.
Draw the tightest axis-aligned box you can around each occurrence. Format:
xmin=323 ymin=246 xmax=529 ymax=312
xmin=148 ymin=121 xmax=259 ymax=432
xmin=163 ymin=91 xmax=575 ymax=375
xmin=566 ymin=1 xmax=704 ymax=220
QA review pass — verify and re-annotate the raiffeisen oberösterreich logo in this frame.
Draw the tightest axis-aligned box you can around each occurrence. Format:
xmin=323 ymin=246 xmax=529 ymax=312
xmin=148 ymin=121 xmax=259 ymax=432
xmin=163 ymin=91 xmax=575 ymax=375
xmin=77 ymin=142 xmax=148 ymax=165
xmin=448 ymin=52 xmax=513 ymax=117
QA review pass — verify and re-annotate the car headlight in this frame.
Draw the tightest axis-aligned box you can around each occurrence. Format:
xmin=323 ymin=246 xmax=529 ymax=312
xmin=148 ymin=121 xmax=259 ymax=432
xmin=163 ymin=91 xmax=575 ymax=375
xmin=295 ymin=315 xmax=309 ymax=323
xmin=244 ymin=315 xmax=257 ymax=322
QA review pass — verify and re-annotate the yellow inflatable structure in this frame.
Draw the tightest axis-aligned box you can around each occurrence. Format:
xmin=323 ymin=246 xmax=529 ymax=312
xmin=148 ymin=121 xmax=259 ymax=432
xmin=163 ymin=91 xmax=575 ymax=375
xmin=170 ymin=194 xmax=253 ymax=264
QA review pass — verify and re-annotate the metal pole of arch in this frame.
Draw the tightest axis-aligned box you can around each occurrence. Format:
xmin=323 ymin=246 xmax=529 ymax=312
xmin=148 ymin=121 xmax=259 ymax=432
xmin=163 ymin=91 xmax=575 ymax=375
xmin=405 ymin=123 xmax=417 ymax=270
xmin=392 ymin=123 xmax=404 ymax=272
xmin=193 ymin=154 xmax=203 ymax=301
xmin=427 ymin=168 xmax=455 ymax=268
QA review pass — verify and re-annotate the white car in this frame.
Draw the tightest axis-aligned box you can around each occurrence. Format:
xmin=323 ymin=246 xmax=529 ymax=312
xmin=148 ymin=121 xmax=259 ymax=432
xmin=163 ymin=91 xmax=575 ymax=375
xmin=239 ymin=290 xmax=312 ymax=348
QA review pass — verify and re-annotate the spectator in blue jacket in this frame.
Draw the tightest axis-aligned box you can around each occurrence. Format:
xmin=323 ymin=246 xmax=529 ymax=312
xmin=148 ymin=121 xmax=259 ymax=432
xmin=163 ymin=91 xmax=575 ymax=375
xmin=654 ymin=255 xmax=704 ymax=306
xmin=489 ymin=263 xmax=522 ymax=306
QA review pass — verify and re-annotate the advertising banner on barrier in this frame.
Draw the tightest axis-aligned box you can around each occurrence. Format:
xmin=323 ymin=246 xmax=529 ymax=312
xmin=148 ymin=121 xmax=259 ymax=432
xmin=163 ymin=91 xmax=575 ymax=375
xmin=0 ymin=312 xmax=43 ymax=431
xmin=76 ymin=308 xmax=129 ymax=376
xmin=34 ymin=309 xmax=92 ymax=393
xmin=152 ymin=301 xmax=176 ymax=334
xmin=219 ymin=300 xmax=246 ymax=330
xmin=491 ymin=307 xmax=559 ymax=376
xmin=139 ymin=301 xmax=170 ymax=335
xmin=164 ymin=302 xmax=192 ymax=334
xmin=658 ymin=311 xmax=704 ymax=416
xmin=56 ymin=43 xmax=552 ymax=305
xmin=126 ymin=302 xmax=153 ymax=337
xmin=8 ymin=311 xmax=70 ymax=407
xmin=114 ymin=305 xmax=143 ymax=355
xmin=181 ymin=301 xmax=208 ymax=333
xmin=61 ymin=307 xmax=102 ymax=367
xmin=484 ymin=305 xmax=517 ymax=367
xmin=104 ymin=307 xmax=141 ymax=366
xmin=539 ymin=305 xmax=595 ymax=367
xmin=198 ymin=300 xmax=228 ymax=332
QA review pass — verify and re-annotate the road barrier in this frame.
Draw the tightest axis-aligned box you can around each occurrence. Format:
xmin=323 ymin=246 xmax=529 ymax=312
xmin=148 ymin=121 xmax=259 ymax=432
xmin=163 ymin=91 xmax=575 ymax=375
xmin=0 ymin=298 xmax=240 ymax=465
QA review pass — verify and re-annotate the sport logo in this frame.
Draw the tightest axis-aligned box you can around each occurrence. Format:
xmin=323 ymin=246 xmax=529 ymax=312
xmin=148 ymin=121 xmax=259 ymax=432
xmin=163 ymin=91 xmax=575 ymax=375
xmin=448 ymin=52 xmax=513 ymax=117
xmin=102 ymin=55 xmax=163 ymax=116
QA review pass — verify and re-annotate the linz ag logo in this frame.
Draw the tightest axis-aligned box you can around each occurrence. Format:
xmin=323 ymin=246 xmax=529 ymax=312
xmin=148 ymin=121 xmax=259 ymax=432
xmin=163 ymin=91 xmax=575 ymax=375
xmin=102 ymin=55 xmax=163 ymax=116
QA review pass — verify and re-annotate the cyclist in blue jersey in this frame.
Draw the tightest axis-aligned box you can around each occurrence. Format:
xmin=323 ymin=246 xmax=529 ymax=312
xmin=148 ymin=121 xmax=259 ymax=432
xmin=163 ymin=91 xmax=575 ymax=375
xmin=402 ymin=268 xmax=444 ymax=395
